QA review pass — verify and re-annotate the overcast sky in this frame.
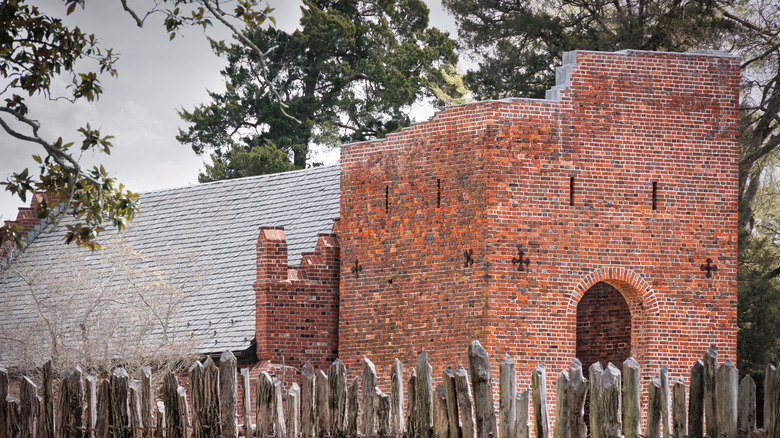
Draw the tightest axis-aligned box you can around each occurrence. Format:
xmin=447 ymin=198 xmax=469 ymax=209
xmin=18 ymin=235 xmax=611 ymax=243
xmin=0 ymin=1 xmax=460 ymax=221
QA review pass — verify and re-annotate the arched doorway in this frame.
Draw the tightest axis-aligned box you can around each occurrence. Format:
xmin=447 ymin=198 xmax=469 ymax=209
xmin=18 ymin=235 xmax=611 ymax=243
xmin=576 ymin=281 xmax=632 ymax=369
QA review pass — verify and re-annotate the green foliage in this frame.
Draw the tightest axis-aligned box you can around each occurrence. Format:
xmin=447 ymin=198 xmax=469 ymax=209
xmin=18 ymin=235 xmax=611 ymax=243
xmin=443 ymin=0 xmax=734 ymax=99
xmin=178 ymin=0 xmax=460 ymax=177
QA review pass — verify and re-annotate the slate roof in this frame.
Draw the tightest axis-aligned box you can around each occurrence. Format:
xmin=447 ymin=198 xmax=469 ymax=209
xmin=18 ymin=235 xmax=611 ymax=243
xmin=0 ymin=165 xmax=340 ymax=365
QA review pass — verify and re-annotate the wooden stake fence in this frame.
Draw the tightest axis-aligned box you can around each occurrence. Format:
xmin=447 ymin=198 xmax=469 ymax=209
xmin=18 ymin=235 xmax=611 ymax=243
xmin=0 ymin=342 xmax=772 ymax=438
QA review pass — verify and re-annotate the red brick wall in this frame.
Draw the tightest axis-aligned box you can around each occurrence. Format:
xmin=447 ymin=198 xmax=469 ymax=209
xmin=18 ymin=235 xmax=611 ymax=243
xmin=254 ymin=224 xmax=340 ymax=372
xmin=339 ymin=50 xmax=739 ymax=417
xmin=576 ymin=281 xmax=632 ymax=370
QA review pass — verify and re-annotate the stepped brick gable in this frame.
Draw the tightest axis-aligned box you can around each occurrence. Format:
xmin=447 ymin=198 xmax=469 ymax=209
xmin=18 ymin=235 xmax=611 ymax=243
xmin=339 ymin=49 xmax=739 ymax=398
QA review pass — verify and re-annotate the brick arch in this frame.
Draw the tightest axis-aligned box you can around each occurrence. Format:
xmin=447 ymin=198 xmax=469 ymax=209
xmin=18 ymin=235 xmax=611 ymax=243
xmin=568 ymin=267 xmax=659 ymax=364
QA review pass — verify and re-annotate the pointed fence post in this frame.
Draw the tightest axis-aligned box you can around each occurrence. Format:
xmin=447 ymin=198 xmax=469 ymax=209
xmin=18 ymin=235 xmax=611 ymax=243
xmin=202 ymin=357 xmax=221 ymax=438
xmin=442 ymin=367 xmax=459 ymax=438
xmin=346 ymin=377 xmax=359 ymax=438
xmin=391 ymin=359 xmax=405 ymax=438
xmin=622 ymin=358 xmax=640 ymax=438
xmin=647 ymin=375 xmax=663 ymax=438
xmin=190 ymin=361 xmax=204 ymax=438
xmin=0 ymin=367 xmax=8 ymax=438
xmin=155 ymin=402 xmax=165 ymax=438
xmin=454 ymin=365 xmax=474 ymax=438
xmin=97 ymin=379 xmax=111 ymax=438
xmin=660 ymin=367 xmax=670 ymax=438
xmin=532 ymin=364 xmax=550 ymax=438
xmin=406 ymin=370 xmax=418 ymax=438
xmin=764 ymin=365 xmax=777 ymax=438
xmin=288 ymin=383 xmax=301 ymax=438
xmin=301 ymin=364 xmax=316 ymax=438
xmin=589 ymin=363 xmax=603 ymax=438
xmin=329 ymin=360 xmax=347 ymax=438
xmin=716 ymin=360 xmax=738 ymax=438
xmin=363 ymin=358 xmax=378 ymax=438
xmin=130 ymin=380 xmax=145 ymax=438
xmin=417 ymin=353 xmax=433 ymax=438
xmin=500 ymin=355 xmax=517 ymax=438
xmin=43 ymin=361 xmax=54 ymax=438
xmin=737 ymin=375 xmax=756 ymax=438
xmin=703 ymin=346 xmax=718 ymax=438
xmin=8 ymin=398 xmax=20 ymax=438
xmin=241 ymin=368 xmax=254 ymax=438
xmin=316 ymin=371 xmax=329 ymax=438
xmin=468 ymin=341 xmax=496 ymax=438
xmin=20 ymin=377 xmax=38 ymax=438
xmin=601 ymin=364 xmax=622 ymax=438
xmin=554 ymin=371 xmax=570 ymax=438
xmin=139 ymin=368 xmax=153 ymax=438
xmin=433 ymin=385 xmax=448 ymax=438
xmin=221 ymin=351 xmax=239 ymax=438
xmin=689 ymin=360 xmax=704 ymax=438
xmin=517 ymin=390 xmax=530 ymax=438
xmin=672 ymin=380 xmax=687 ymax=438
xmin=176 ymin=385 xmax=190 ymax=438
xmin=86 ymin=374 xmax=98 ymax=438
xmin=163 ymin=371 xmax=184 ymax=438
xmin=258 ymin=372 xmax=276 ymax=438
xmin=273 ymin=378 xmax=287 ymax=438
xmin=569 ymin=359 xmax=587 ymax=438
xmin=377 ymin=387 xmax=392 ymax=438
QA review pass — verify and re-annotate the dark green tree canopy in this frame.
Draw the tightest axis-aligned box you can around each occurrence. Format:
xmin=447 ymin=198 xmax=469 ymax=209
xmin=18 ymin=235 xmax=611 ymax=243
xmin=444 ymin=0 xmax=736 ymax=99
xmin=178 ymin=0 xmax=460 ymax=182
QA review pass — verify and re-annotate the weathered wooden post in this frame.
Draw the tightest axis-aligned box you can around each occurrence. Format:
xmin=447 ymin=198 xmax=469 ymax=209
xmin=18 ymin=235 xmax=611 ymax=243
xmin=406 ymin=370 xmax=418 ymax=438
xmin=0 ymin=366 xmax=8 ymax=438
xmin=8 ymin=398 xmax=21 ymax=438
xmin=301 ymin=364 xmax=316 ymax=438
xmin=129 ymin=380 xmax=145 ymax=438
xmin=316 ymin=371 xmax=329 ymax=438
xmin=258 ymin=372 xmax=276 ymax=438
xmin=672 ymin=380 xmax=687 ymax=438
xmin=589 ymin=363 xmax=603 ymax=438
xmin=517 ymin=391 xmax=530 ymax=438
xmin=61 ymin=367 xmax=85 ymax=438
xmin=241 ymin=368 xmax=254 ymax=438
xmin=20 ymin=376 xmax=38 ymax=438
xmin=273 ymin=378 xmax=287 ymax=438
xmin=155 ymin=402 xmax=165 ymax=438
xmin=532 ymin=364 xmax=550 ymax=438
xmin=622 ymin=358 xmax=640 ymax=438
xmin=329 ymin=360 xmax=347 ymax=438
xmin=601 ymin=364 xmax=622 ymax=438
xmin=500 ymin=355 xmax=517 ymax=438
xmin=442 ymin=367 xmax=459 ymax=438
xmin=688 ymin=360 xmax=704 ymax=438
xmin=139 ymin=368 xmax=153 ymax=438
xmin=554 ymin=371 xmax=570 ymax=438
xmin=86 ymin=374 xmax=98 ymax=438
xmin=660 ymin=367 xmax=670 ymax=438
xmin=391 ymin=360 xmax=405 ymax=438
xmin=288 ymin=383 xmax=301 ymax=438
xmin=646 ymin=375 xmax=663 ymax=438
xmin=176 ymin=386 xmax=189 ymax=438
xmin=190 ymin=361 xmax=204 ymax=438
xmin=716 ymin=360 xmax=738 ymax=438
xmin=220 ymin=351 xmax=239 ymax=438
xmin=377 ymin=387 xmax=392 ymax=438
xmin=703 ymin=346 xmax=718 ymax=438
xmin=97 ymin=379 xmax=111 ymax=438
xmin=417 ymin=352 xmax=433 ymax=438
xmin=346 ymin=377 xmax=358 ymax=438
xmin=454 ymin=365 xmax=474 ymax=438
xmin=163 ymin=371 xmax=184 ymax=438
xmin=43 ymin=361 xmax=55 ymax=438
xmin=569 ymin=359 xmax=587 ymax=438
xmin=432 ymin=385 xmax=448 ymax=438
xmin=468 ymin=341 xmax=496 ymax=438
xmin=202 ymin=357 xmax=221 ymax=438
xmin=764 ymin=364 xmax=777 ymax=438
xmin=363 ymin=358 xmax=378 ymax=438
xmin=737 ymin=375 xmax=756 ymax=438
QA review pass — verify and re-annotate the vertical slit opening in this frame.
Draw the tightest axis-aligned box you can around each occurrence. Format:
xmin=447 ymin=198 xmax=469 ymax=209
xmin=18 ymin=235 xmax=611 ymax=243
xmin=570 ymin=177 xmax=575 ymax=206
xmin=437 ymin=179 xmax=441 ymax=208
xmin=652 ymin=181 xmax=657 ymax=210
xmin=385 ymin=185 xmax=389 ymax=214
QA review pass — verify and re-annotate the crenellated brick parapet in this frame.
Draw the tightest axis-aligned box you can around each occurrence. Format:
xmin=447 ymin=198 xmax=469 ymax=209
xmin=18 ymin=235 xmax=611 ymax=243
xmin=254 ymin=221 xmax=340 ymax=371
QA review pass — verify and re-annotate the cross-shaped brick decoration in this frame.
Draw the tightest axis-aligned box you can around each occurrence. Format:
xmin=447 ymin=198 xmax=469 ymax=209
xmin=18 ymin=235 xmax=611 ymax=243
xmin=511 ymin=244 xmax=531 ymax=271
xmin=700 ymin=258 xmax=718 ymax=278
xmin=463 ymin=249 xmax=474 ymax=268
xmin=351 ymin=259 xmax=363 ymax=279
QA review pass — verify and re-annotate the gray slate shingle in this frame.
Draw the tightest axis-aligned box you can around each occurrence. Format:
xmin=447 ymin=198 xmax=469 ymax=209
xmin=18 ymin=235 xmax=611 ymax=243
xmin=0 ymin=165 xmax=340 ymax=363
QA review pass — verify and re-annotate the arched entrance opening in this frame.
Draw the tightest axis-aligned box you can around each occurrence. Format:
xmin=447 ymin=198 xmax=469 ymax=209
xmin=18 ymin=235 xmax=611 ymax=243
xmin=576 ymin=281 xmax=632 ymax=369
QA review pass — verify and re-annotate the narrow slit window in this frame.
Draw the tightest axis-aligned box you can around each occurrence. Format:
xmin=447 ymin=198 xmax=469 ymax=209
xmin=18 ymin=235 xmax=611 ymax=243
xmin=570 ymin=177 xmax=575 ymax=206
xmin=652 ymin=181 xmax=657 ymax=210
xmin=437 ymin=179 xmax=441 ymax=208
xmin=385 ymin=185 xmax=389 ymax=214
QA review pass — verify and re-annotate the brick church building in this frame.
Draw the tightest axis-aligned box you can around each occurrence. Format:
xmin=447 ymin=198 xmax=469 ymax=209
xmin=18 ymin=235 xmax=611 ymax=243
xmin=1 ymin=49 xmax=739 ymax=405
